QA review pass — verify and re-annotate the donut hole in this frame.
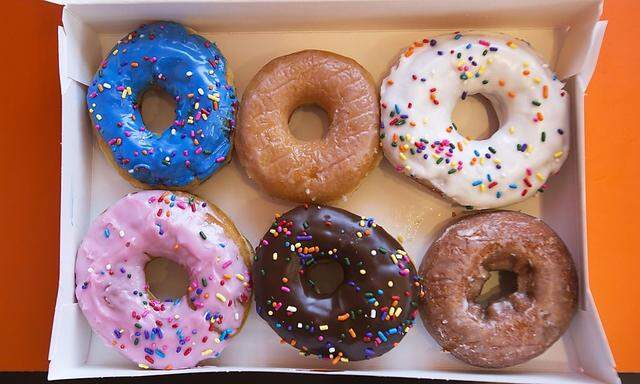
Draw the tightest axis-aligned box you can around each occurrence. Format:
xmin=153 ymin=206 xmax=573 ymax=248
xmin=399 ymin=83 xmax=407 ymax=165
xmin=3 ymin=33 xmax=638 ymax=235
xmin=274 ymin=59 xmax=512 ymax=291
xmin=451 ymin=94 xmax=500 ymax=140
xmin=475 ymin=270 xmax=519 ymax=308
xmin=144 ymin=256 xmax=191 ymax=306
xmin=139 ymin=86 xmax=177 ymax=135
xmin=288 ymin=104 xmax=330 ymax=141
xmin=303 ymin=259 xmax=345 ymax=298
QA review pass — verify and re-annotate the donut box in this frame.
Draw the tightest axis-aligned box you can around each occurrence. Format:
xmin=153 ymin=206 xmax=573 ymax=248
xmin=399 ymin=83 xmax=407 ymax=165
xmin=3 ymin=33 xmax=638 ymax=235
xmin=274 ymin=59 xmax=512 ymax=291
xmin=48 ymin=0 xmax=615 ymax=382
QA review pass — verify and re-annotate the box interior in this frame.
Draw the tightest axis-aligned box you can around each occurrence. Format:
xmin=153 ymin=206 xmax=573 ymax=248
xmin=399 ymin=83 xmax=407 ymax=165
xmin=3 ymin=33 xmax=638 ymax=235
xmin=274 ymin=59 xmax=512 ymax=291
xmin=50 ymin=1 xmax=617 ymax=383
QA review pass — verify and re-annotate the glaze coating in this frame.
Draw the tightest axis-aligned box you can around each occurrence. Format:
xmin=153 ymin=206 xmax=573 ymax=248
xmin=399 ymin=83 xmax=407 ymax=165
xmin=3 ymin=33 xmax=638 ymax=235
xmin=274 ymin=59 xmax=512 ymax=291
xmin=235 ymin=50 xmax=380 ymax=203
xmin=419 ymin=210 xmax=578 ymax=368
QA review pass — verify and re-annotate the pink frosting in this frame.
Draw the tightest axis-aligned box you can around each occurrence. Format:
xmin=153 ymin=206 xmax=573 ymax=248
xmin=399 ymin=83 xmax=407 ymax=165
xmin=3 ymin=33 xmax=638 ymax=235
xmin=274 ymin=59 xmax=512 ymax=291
xmin=75 ymin=190 xmax=251 ymax=369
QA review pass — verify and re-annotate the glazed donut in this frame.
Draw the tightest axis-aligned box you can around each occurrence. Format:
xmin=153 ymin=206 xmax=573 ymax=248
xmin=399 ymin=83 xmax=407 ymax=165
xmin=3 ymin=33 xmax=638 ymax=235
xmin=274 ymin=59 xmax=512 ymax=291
xmin=75 ymin=191 xmax=252 ymax=369
xmin=87 ymin=21 xmax=237 ymax=189
xmin=253 ymin=205 xmax=422 ymax=363
xmin=419 ymin=210 xmax=578 ymax=368
xmin=380 ymin=32 xmax=569 ymax=209
xmin=235 ymin=50 xmax=380 ymax=203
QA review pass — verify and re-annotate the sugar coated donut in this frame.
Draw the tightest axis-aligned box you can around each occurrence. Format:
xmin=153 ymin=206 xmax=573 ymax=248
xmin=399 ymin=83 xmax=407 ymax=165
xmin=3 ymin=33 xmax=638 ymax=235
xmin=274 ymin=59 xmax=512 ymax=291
xmin=87 ymin=21 xmax=237 ymax=189
xmin=381 ymin=32 xmax=569 ymax=209
xmin=75 ymin=191 xmax=252 ymax=369
xmin=419 ymin=210 xmax=578 ymax=368
xmin=236 ymin=50 xmax=381 ymax=203
xmin=253 ymin=205 xmax=423 ymax=363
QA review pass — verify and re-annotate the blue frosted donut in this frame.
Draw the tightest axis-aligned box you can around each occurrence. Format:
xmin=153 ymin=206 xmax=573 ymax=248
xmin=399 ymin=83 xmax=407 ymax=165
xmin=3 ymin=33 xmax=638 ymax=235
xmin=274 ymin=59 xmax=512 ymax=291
xmin=86 ymin=21 xmax=237 ymax=188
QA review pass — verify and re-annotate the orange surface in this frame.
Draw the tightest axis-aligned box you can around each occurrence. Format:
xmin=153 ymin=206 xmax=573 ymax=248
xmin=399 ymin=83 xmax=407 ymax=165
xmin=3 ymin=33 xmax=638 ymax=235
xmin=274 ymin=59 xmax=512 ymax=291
xmin=585 ymin=0 xmax=640 ymax=372
xmin=0 ymin=0 xmax=638 ymax=373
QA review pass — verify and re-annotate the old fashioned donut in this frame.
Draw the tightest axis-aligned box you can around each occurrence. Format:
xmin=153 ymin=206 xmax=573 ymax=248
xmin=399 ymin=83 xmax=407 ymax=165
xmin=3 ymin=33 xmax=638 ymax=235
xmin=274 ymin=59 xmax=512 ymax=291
xmin=380 ymin=32 xmax=570 ymax=209
xmin=253 ymin=205 xmax=422 ymax=363
xmin=235 ymin=50 xmax=381 ymax=203
xmin=75 ymin=191 xmax=252 ymax=369
xmin=419 ymin=210 xmax=578 ymax=368
xmin=86 ymin=22 xmax=237 ymax=189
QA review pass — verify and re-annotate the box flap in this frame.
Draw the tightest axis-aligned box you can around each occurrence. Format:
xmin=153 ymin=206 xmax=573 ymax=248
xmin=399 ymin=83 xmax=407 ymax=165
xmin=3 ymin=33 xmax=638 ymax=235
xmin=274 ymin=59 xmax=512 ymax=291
xmin=57 ymin=26 xmax=70 ymax=94
xmin=555 ymin=1 xmax=604 ymax=81
xmin=48 ymin=304 xmax=93 ymax=380
xmin=576 ymin=20 xmax=607 ymax=89
xmin=61 ymin=7 xmax=101 ymax=86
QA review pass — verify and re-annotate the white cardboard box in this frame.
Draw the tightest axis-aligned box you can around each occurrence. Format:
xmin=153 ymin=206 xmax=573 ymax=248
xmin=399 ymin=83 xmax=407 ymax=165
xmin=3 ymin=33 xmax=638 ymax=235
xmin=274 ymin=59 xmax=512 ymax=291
xmin=48 ymin=1 xmax=618 ymax=382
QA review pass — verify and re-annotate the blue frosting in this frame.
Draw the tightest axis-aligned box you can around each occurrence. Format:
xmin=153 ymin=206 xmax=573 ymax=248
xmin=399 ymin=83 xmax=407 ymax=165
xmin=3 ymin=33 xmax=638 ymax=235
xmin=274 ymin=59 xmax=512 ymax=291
xmin=87 ymin=21 xmax=237 ymax=187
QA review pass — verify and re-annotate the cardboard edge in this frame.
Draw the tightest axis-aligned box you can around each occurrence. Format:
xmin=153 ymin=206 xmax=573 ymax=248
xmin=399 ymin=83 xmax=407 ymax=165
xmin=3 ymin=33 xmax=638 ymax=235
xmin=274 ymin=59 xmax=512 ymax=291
xmin=49 ymin=33 xmax=71 ymax=361
xmin=577 ymin=20 xmax=607 ymax=90
xmin=48 ymin=24 xmax=69 ymax=364
xmin=573 ymin=18 xmax=607 ymax=298
xmin=61 ymin=6 xmax=100 ymax=86
xmin=571 ymin=72 xmax=619 ymax=384
xmin=46 ymin=365 xmax=608 ymax=383
xmin=555 ymin=0 xmax=603 ymax=80
xmin=48 ymin=304 xmax=93 ymax=380
xmin=574 ymin=21 xmax=618 ymax=381
xmin=49 ymin=80 xmax=97 ymax=377
xmin=57 ymin=26 xmax=70 ymax=94
xmin=582 ymin=292 xmax=621 ymax=384
xmin=50 ymin=10 xmax=98 ymax=374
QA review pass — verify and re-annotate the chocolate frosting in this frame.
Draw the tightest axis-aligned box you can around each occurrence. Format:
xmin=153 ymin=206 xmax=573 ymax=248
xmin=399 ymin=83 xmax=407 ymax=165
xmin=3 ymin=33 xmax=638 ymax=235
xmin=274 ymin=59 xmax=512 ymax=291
xmin=253 ymin=205 xmax=423 ymax=362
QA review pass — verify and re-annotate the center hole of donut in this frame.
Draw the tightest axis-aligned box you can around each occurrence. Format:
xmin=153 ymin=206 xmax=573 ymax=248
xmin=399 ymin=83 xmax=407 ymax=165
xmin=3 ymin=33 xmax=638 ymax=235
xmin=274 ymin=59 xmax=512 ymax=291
xmin=476 ymin=270 xmax=518 ymax=307
xmin=140 ymin=86 xmax=177 ymax=135
xmin=304 ymin=259 xmax=345 ymax=297
xmin=288 ymin=104 xmax=329 ymax=141
xmin=451 ymin=94 xmax=499 ymax=140
xmin=144 ymin=257 xmax=191 ymax=304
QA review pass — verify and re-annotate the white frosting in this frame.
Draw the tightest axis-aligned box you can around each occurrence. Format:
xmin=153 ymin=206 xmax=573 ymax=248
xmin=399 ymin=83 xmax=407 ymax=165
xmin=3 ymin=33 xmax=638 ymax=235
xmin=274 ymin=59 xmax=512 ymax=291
xmin=380 ymin=32 xmax=570 ymax=209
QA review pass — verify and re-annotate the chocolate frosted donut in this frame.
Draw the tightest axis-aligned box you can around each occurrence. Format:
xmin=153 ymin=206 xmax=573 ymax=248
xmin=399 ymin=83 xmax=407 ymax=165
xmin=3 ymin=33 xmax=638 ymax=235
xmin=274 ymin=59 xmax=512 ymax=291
xmin=253 ymin=205 xmax=423 ymax=363
xmin=419 ymin=211 xmax=578 ymax=368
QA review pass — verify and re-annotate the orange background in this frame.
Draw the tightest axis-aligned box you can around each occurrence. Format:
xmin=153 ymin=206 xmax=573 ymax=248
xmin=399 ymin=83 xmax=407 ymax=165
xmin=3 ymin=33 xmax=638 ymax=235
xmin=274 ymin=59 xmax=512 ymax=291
xmin=1 ymin=0 xmax=638 ymax=373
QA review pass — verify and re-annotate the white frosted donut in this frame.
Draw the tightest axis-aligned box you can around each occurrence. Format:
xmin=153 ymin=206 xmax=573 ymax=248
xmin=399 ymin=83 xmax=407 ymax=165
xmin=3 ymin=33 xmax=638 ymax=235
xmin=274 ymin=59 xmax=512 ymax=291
xmin=380 ymin=32 xmax=569 ymax=209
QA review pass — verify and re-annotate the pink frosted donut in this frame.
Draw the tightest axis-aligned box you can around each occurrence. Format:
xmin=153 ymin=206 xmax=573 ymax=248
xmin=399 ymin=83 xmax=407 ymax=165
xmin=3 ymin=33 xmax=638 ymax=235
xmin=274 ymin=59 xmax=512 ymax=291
xmin=75 ymin=191 xmax=253 ymax=370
